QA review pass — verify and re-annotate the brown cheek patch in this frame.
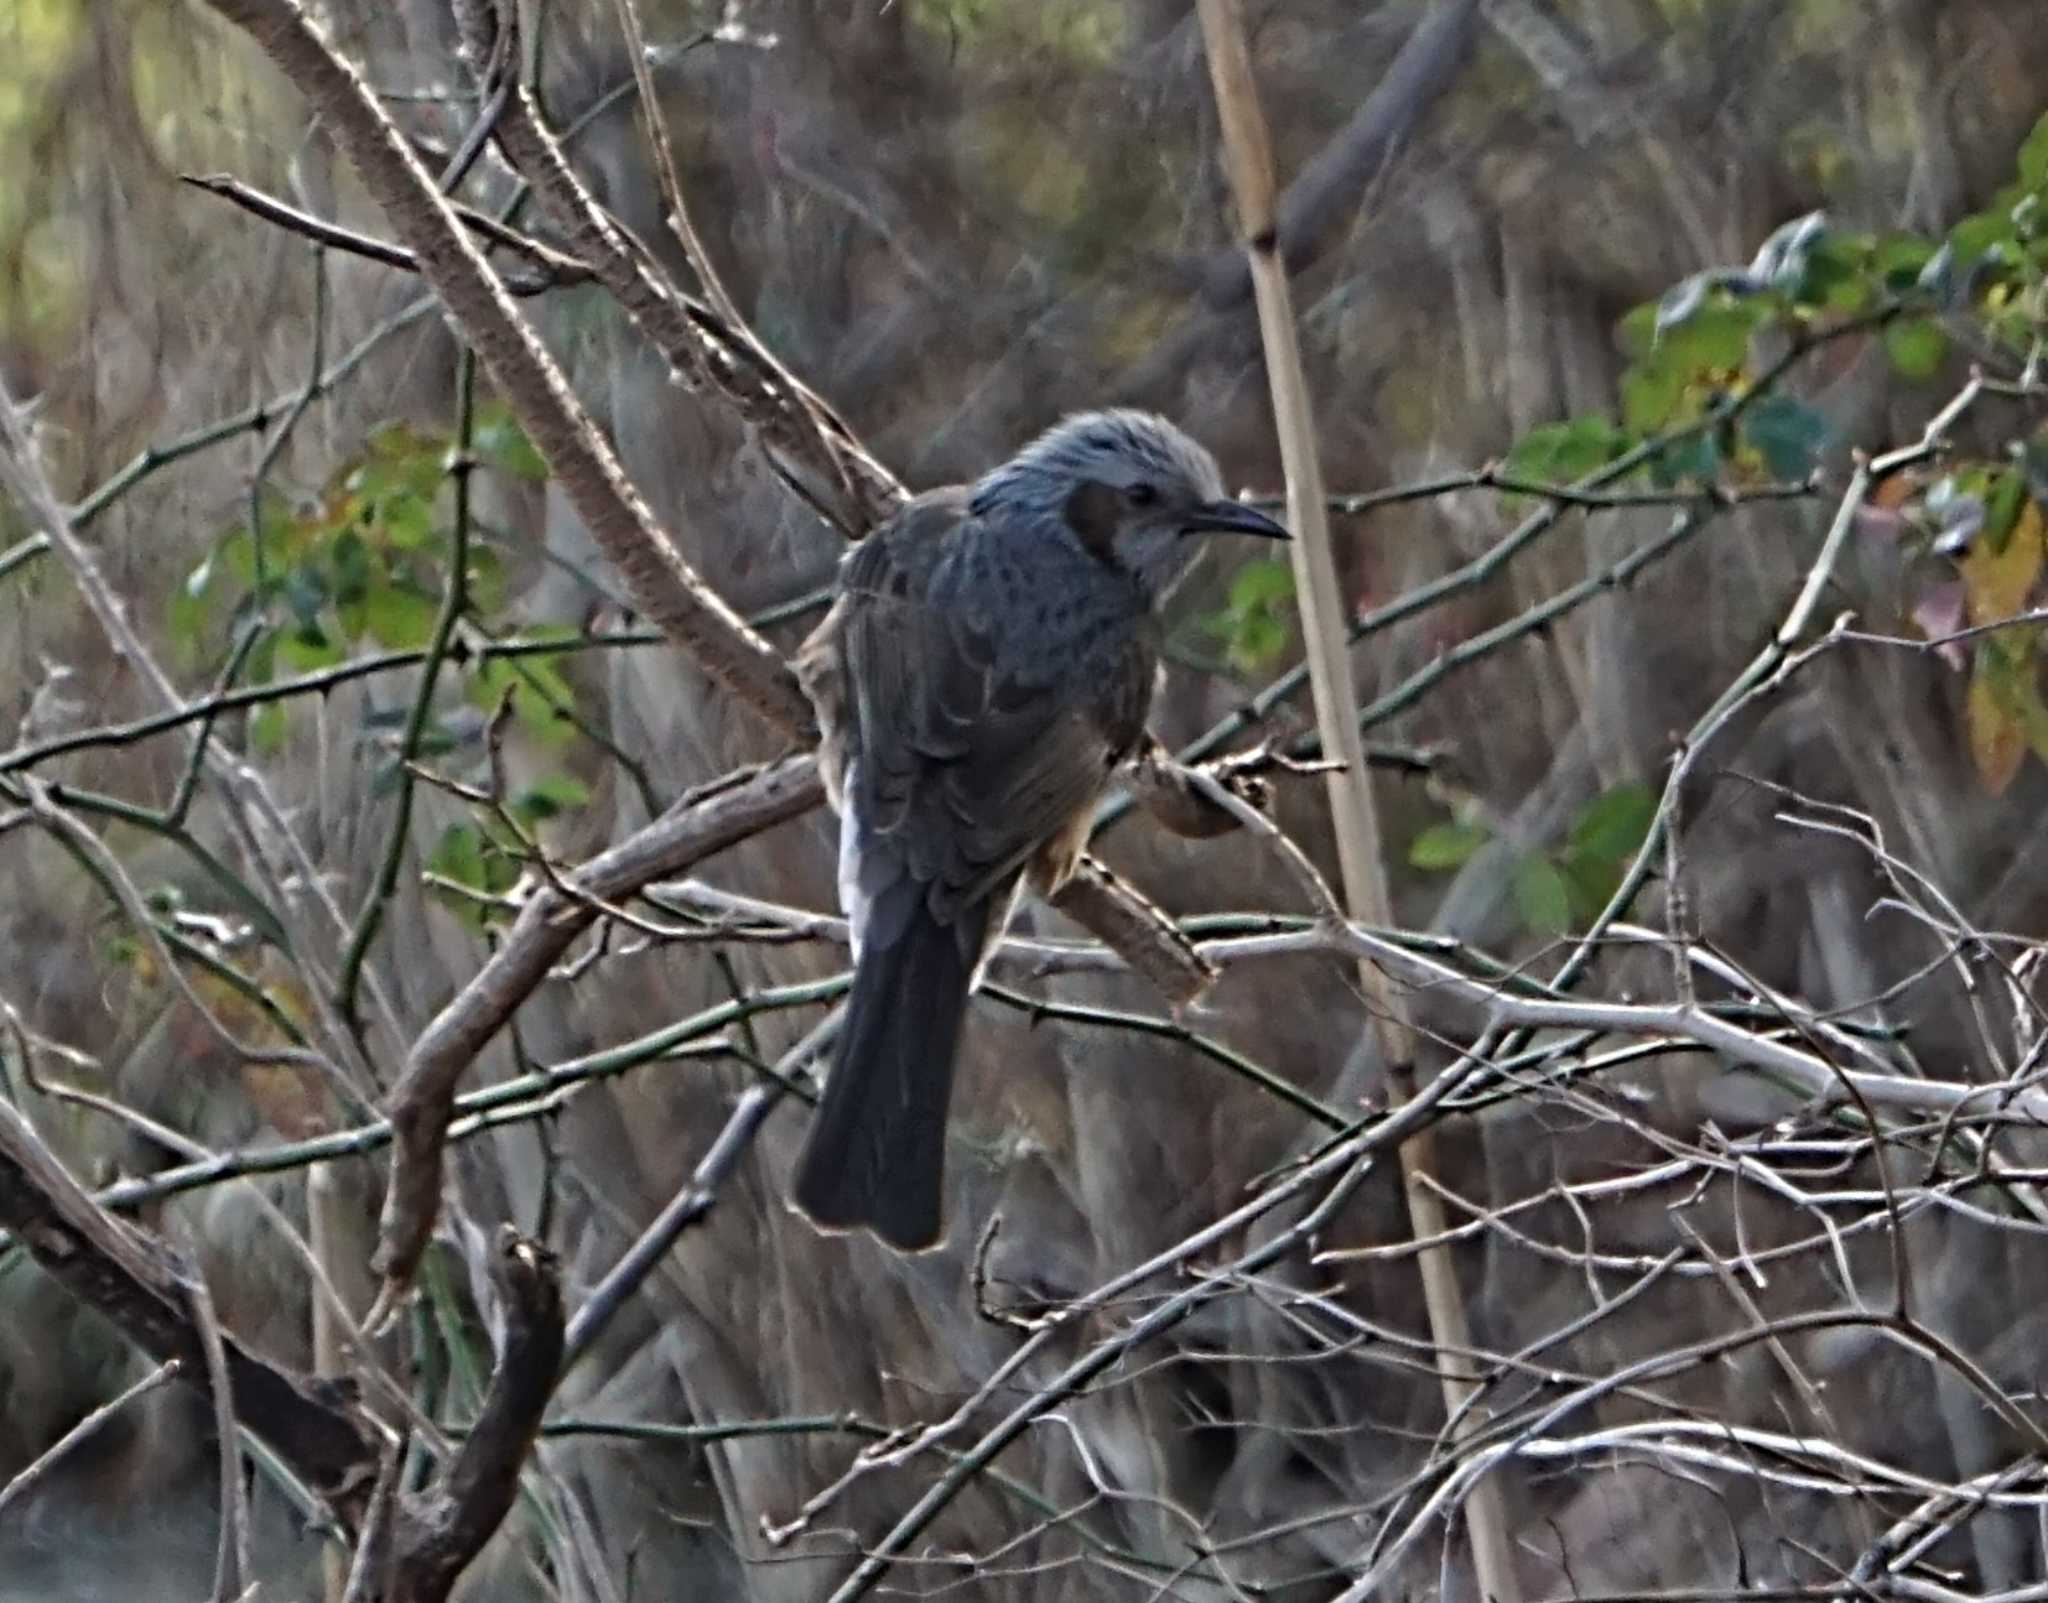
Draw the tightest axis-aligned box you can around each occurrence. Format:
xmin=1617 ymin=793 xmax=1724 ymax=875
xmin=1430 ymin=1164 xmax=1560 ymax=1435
xmin=1062 ymin=479 xmax=1123 ymax=560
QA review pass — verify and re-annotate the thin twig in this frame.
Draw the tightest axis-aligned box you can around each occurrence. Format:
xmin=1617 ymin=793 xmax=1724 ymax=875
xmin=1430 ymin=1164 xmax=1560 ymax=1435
xmin=561 ymin=1009 xmax=841 ymax=1366
xmin=178 ymin=1255 xmax=251 ymax=1602
xmin=0 ymin=1359 xmax=181 ymax=1519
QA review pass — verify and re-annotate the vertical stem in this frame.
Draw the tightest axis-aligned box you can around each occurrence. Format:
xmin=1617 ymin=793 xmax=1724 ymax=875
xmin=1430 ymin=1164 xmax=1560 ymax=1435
xmin=309 ymin=1161 xmax=349 ymax=1603
xmin=1195 ymin=5 xmax=1521 ymax=1598
xmin=334 ymin=349 xmax=479 ymax=1027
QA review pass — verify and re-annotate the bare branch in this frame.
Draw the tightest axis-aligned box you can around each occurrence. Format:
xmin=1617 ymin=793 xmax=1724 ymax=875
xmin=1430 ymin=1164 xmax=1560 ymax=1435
xmin=181 ymin=170 xmax=596 ymax=295
xmin=369 ymin=754 xmax=820 ymax=1309
xmin=0 ymin=1095 xmax=383 ymax=1527
xmin=444 ymin=0 xmax=899 ymax=536
xmin=0 ymin=1359 xmax=181 ymax=1521
xmin=387 ymin=1231 xmax=563 ymax=1603
xmin=199 ymin=0 xmax=809 ymax=735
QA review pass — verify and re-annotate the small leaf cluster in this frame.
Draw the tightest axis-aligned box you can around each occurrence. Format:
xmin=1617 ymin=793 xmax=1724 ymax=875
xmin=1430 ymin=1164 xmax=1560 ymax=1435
xmin=1199 ymin=556 xmax=1297 ymax=674
xmin=165 ymin=399 xmax=598 ymax=927
xmin=1498 ymin=110 xmax=2048 ymax=503
xmin=1410 ymin=782 xmax=1657 ymax=938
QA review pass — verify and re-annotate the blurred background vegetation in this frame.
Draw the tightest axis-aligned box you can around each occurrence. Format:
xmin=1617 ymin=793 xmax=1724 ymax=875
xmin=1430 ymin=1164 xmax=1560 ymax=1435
xmin=2 ymin=0 xmax=2048 ymax=1598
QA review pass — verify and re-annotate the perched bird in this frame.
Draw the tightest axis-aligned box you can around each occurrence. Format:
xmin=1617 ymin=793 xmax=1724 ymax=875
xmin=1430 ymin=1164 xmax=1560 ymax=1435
xmin=792 ymin=410 xmax=1288 ymax=1250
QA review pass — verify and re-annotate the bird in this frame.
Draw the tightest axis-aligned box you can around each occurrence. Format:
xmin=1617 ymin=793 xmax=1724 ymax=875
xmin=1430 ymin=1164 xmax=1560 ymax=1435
xmin=790 ymin=409 xmax=1288 ymax=1250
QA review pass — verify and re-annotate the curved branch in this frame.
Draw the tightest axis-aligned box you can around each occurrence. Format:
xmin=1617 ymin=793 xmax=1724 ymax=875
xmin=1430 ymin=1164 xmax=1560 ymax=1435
xmin=200 ymin=0 xmax=809 ymax=735
xmin=371 ymin=754 xmax=823 ymax=1304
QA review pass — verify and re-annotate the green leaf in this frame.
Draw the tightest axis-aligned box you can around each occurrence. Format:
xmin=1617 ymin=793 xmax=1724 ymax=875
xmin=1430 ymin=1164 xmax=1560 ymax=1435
xmin=515 ymin=652 xmax=576 ymax=713
xmin=1621 ymin=362 xmax=1685 ymax=433
xmin=2019 ymin=109 xmax=2048 ymax=191
xmin=244 ymin=628 xmax=278 ymax=686
xmin=363 ymin=580 xmax=440 ymax=650
xmin=1647 ymin=432 xmax=1720 ymax=488
xmin=330 ymin=529 xmax=372 ymax=607
xmin=1502 ymin=423 xmax=1572 ymax=481
xmin=1872 ymin=233 xmax=1938 ymax=289
xmin=1568 ymin=781 xmax=1658 ymax=864
xmin=1985 ymin=471 xmax=2027 ymax=550
xmin=1227 ymin=557 xmax=1294 ymax=614
xmin=283 ymin=561 xmax=327 ymax=630
xmin=1513 ymin=854 xmax=1574 ymax=936
xmin=1884 ymin=319 xmax=1949 ymax=381
xmin=511 ymin=773 xmax=592 ymax=824
xmin=237 ymin=490 xmax=300 ymax=576
xmin=1552 ymin=419 xmax=1616 ymax=477
xmin=464 ymin=543 xmax=508 ymax=615
xmin=1658 ymin=302 xmax=1759 ymax=372
xmin=1948 ymin=209 xmax=2015 ymax=268
xmin=276 ymin=625 xmax=344 ymax=673
xmin=248 ymin=702 xmax=288 ymax=755
xmin=357 ymin=421 xmax=445 ymax=494
xmin=1617 ymin=301 xmax=1661 ymax=360
xmin=1206 ymin=559 xmax=1296 ymax=673
xmin=1794 ymin=232 xmax=1875 ymax=311
xmin=168 ymin=555 xmax=220 ymax=658
xmin=474 ymin=401 xmax=549 ymax=481
xmin=1558 ymin=851 xmax=1623 ymax=923
xmin=1408 ymin=820 xmax=1490 ymax=871
xmin=427 ymin=822 xmax=487 ymax=888
xmin=1226 ymin=612 xmax=1288 ymax=673
xmin=171 ymin=518 xmax=271 ymax=654
xmin=471 ymin=652 xmax=579 ymax=747
xmin=380 ymin=496 xmax=435 ymax=552
xmin=352 ymin=421 xmax=447 ymax=550
xmin=1741 ymin=395 xmax=1830 ymax=480
xmin=424 ymin=823 xmax=509 ymax=931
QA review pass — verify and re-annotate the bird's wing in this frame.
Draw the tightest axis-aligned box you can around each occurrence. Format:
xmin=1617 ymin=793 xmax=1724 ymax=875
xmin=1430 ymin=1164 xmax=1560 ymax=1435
xmin=837 ymin=498 xmax=1143 ymax=930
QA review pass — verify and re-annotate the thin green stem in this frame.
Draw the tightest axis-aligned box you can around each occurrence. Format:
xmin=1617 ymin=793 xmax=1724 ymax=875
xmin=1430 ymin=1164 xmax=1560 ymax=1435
xmin=71 ymin=975 xmax=845 ymax=1217
xmin=1094 ymin=305 xmax=1895 ymax=835
xmin=166 ymin=617 xmax=266 ymax=828
xmin=30 ymin=779 xmax=293 ymax=952
xmin=334 ymin=352 xmax=479 ymax=1024
xmin=980 ymin=982 xmax=1346 ymax=1129
xmin=0 ymin=629 xmax=661 ymax=778
xmin=0 ymin=533 xmax=48 ymax=583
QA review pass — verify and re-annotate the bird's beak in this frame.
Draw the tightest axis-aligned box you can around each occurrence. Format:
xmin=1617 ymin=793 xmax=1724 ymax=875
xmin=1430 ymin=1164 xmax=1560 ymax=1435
xmin=1182 ymin=500 xmax=1290 ymax=540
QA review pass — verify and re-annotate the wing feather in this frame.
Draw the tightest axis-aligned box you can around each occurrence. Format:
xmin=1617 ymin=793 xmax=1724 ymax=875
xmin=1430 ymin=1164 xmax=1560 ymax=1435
xmin=808 ymin=489 xmax=1151 ymax=926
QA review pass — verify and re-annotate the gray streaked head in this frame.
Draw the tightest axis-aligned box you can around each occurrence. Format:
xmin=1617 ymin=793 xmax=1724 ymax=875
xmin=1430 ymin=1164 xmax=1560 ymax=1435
xmin=970 ymin=409 xmax=1287 ymax=604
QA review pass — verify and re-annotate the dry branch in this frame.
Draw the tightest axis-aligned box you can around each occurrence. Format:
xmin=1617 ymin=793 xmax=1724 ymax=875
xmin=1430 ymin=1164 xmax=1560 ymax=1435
xmin=444 ymin=0 xmax=900 ymax=536
xmin=0 ymin=1093 xmax=383 ymax=1526
xmin=0 ymin=1359 xmax=181 ymax=1520
xmin=1196 ymin=6 xmax=1520 ymax=1598
xmin=181 ymin=171 xmax=597 ymax=295
xmin=1197 ymin=0 xmax=1485 ymax=306
xmin=387 ymin=1231 xmax=563 ymax=1603
xmin=372 ymin=754 xmax=821 ymax=1301
xmin=200 ymin=0 xmax=809 ymax=736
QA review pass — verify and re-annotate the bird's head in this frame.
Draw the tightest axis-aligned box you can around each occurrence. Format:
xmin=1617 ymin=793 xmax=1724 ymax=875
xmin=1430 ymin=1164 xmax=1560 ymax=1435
xmin=971 ymin=409 xmax=1288 ymax=604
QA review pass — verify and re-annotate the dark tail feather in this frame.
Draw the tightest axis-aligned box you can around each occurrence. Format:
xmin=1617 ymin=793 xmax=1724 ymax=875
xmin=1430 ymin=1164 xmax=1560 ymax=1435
xmin=793 ymin=897 xmax=987 ymax=1250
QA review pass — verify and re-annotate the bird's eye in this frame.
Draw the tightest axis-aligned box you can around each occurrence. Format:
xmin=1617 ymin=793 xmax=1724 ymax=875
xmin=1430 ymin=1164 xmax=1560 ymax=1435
xmin=1124 ymin=482 xmax=1159 ymax=508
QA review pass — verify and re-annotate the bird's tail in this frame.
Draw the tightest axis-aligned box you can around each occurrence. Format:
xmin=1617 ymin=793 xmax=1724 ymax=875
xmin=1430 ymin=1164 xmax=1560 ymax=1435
xmin=792 ymin=894 xmax=990 ymax=1250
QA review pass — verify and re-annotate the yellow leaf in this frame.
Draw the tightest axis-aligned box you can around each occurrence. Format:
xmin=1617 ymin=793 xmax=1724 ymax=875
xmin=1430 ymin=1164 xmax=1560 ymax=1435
xmin=1969 ymin=660 xmax=2028 ymax=794
xmin=1960 ymin=498 xmax=2045 ymax=624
